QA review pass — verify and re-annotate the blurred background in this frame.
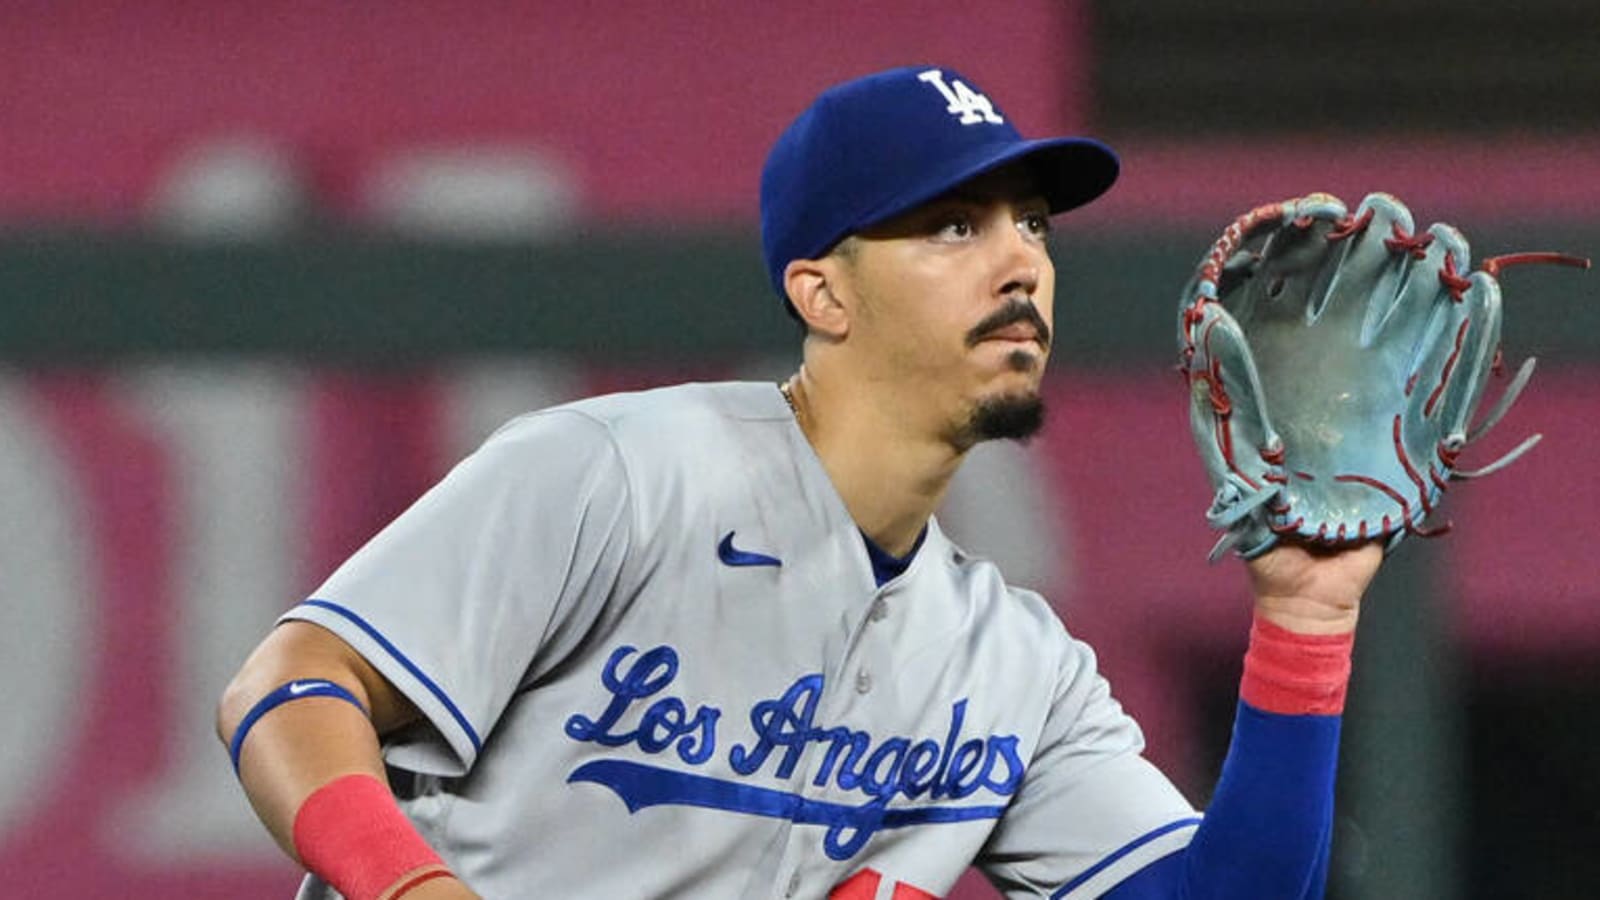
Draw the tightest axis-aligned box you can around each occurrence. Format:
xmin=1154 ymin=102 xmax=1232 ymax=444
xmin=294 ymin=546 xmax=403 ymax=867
xmin=1 ymin=2 xmax=1596 ymax=898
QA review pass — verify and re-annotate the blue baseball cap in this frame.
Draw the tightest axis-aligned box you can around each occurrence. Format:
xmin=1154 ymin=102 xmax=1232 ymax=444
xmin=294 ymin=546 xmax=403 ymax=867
xmin=760 ymin=65 xmax=1119 ymax=308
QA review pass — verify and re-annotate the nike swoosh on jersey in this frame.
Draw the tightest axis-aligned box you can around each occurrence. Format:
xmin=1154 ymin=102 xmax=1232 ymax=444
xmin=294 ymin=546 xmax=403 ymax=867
xmin=718 ymin=531 xmax=782 ymax=567
xmin=288 ymin=680 xmax=334 ymax=695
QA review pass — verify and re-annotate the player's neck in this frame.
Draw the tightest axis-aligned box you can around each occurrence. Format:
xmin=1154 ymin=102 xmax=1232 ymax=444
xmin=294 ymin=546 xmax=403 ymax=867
xmin=784 ymin=368 xmax=964 ymax=557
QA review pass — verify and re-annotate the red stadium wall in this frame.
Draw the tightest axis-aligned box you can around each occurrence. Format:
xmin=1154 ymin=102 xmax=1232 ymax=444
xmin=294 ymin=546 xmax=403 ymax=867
xmin=0 ymin=2 xmax=1081 ymax=226
xmin=8 ymin=3 xmax=1599 ymax=231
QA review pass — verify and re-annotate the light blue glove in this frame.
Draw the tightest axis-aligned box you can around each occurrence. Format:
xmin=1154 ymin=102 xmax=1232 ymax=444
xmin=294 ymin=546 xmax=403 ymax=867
xmin=1177 ymin=192 xmax=1584 ymax=562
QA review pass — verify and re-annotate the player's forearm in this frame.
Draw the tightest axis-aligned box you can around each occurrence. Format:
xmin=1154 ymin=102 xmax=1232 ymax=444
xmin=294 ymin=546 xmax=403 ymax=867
xmin=1109 ymin=712 xmax=1340 ymax=900
xmin=218 ymin=623 xmax=476 ymax=898
xmin=1181 ymin=703 xmax=1341 ymax=899
xmin=1180 ymin=602 xmax=1353 ymax=897
xmin=217 ymin=622 xmax=401 ymax=856
xmin=218 ymin=684 xmax=390 ymax=857
xmin=1106 ymin=615 xmax=1348 ymax=899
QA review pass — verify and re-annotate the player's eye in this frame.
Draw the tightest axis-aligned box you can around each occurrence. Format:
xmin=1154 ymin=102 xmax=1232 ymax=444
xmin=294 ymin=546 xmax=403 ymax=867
xmin=1019 ymin=210 xmax=1052 ymax=239
xmin=934 ymin=213 xmax=975 ymax=241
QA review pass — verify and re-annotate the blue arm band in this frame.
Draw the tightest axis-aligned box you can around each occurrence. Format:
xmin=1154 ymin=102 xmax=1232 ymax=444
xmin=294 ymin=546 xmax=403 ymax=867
xmin=1102 ymin=701 xmax=1342 ymax=899
xmin=228 ymin=679 xmax=368 ymax=775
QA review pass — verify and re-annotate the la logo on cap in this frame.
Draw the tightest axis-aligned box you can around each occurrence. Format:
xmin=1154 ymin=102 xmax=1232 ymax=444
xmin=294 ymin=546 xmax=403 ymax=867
xmin=917 ymin=69 xmax=1004 ymax=126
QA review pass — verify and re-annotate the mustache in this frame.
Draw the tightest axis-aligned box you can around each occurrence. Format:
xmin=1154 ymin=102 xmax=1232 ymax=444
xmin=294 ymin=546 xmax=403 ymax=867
xmin=964 ymin=299 xmax=1051 ymax=349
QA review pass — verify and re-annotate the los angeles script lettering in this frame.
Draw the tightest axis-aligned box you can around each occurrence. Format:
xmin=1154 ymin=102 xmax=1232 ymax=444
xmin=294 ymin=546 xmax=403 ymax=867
xmin=563 ymin=644 xmax=1025 ymax=806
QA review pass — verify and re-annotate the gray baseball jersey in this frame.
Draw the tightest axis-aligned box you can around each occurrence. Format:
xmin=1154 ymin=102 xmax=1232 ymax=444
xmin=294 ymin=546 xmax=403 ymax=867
xmin=281 ymin=381 xmax=1199 ymax=899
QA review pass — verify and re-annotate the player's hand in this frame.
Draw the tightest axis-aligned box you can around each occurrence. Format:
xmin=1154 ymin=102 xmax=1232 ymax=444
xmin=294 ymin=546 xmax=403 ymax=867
xmin=1244 ymin=541 xmax=1384 ymax=635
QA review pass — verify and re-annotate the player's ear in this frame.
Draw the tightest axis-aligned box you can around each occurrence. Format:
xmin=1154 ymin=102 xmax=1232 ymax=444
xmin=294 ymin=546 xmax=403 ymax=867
xmin=784 ymin=257 xmax=850 ymax=340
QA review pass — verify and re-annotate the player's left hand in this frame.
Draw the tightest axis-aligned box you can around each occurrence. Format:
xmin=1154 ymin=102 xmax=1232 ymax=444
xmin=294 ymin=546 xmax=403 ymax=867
xmin=1245 ymin=540 xmax=1384 ymax=635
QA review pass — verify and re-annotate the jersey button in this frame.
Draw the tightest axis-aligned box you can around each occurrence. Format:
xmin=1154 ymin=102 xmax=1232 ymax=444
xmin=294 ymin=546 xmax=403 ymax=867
xmin=785 ymin=871 xmax=801 ymax=897
xmin=855 ymin=669 xmax=872 ymax=694
xmin=869 ymin=599 xmax=889 ymax=621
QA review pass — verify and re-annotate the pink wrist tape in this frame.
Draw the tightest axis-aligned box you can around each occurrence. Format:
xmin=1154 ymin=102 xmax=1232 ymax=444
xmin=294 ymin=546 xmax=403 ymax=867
xmin=292 ymin=773 xmax=450 ymax=900
xmin=1239 ymin=614 xmax=1355 ymax=715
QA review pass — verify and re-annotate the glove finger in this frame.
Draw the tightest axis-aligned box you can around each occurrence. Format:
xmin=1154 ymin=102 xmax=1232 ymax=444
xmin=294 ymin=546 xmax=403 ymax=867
xmin=1390 ymin=223 xmax=1470 ymax=402
xmin=1200 ymin=302 xmax=1279 ymax=468
xmin=1432 ymin=270 xmax=1503 ymax=445
xmin=1377 ymin=220 xmax=1470 ymax=365
xmin=1381 ymin=224 xmax=1474 ymax=526
xmin=1179 ymin=243 xmax=1265 ymax=351
xmin=1288 ymin=192 xmax=1349 ymax=225
xmin=1185 ymin=198 xmax=1309 ymax=339
xmin=1346 ymin=193 xmax=1419 ymax=346
xmin=1244 ymin=194 xmax=1349 ymax=330
xmin=1184 ymin=303 xmax=1284 ymax=541
xmin=1445 ymin=272 xmax=1544 ymax=477
xmin=1294 ymin=191 xmax=1410 ymax=330
xmin=1401 ymin=224 xmax=1475 ymax=422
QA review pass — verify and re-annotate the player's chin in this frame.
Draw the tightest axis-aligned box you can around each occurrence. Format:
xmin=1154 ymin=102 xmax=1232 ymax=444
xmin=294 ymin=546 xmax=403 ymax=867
xmin=954 ymin=382 xmax=1047 ymax=448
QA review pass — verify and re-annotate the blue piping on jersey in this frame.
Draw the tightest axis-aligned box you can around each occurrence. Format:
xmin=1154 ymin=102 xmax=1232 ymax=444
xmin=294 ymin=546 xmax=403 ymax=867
xmin=1052 ymin=816 xmax=1203 ymax=898
xmin=301 ymin=598 xmax=483 ymax=753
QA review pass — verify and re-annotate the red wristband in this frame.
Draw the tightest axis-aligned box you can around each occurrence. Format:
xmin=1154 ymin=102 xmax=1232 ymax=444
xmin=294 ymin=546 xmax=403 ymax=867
xmin=292 ymin=773 xmax=450 ymax=900
xmin=1238 ymin=614 xmax=1355 ymax=715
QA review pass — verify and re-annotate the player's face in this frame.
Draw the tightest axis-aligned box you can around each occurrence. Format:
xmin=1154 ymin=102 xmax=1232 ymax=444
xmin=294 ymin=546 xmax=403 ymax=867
xmin=835 ymin=166 xmax=1056 ymax=446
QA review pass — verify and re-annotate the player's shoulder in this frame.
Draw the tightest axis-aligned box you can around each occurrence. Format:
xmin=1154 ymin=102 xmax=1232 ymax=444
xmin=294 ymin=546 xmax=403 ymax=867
xmin=927 ymin=522 xmax=1072 ymax=640
xmin=567 ymin=380 xmax=788 ymax=428
xmin=928 ymin=528 xmax=1102 ymax=691
xmin=479 ymin=381 xmax=785 ymax=452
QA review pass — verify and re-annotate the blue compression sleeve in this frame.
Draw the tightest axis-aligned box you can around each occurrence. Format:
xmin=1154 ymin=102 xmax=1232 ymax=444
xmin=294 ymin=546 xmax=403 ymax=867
xmin=1100 ymin=701 xmax=1341 ymax=899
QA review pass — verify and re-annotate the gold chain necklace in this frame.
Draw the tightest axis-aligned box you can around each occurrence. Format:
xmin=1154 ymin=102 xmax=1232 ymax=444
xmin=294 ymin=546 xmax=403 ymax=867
xmin=778 ymin=379 xmax=800 ymax=420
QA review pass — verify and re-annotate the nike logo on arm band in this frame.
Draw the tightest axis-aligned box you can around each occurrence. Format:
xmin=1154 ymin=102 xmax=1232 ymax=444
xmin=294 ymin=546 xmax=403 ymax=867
xmin=229 ymin=678 xmax=368 ymax=774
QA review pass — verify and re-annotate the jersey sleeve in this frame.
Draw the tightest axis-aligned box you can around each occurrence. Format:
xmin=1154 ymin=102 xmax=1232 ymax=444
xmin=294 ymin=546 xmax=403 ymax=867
xmin=280 ymin=409 xmax=633 ymax=776
xmin=976 ymin=628 xmax=1201 ymax=899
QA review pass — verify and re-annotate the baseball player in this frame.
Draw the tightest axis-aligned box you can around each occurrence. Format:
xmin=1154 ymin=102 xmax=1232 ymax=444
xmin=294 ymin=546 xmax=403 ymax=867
xmin=219 ymin=66 xmax=1379 ymax=899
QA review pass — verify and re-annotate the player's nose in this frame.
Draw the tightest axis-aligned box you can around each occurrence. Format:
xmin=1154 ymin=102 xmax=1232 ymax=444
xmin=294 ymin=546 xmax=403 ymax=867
xmin=992 ymin=234 xmax=1042 ymax=300
xmin=996 ymin=264 xmax=1039 ymax=300
xmin=991 ymin=208 xmax=1046 ymax=290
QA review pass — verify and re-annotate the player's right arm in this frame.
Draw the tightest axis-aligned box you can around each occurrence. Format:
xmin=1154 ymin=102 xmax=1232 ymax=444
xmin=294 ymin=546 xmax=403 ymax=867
xmin=218 ymin=408 xmax=633 ymax=899
xmin=217 ymin=620 xmax=480 ymax=900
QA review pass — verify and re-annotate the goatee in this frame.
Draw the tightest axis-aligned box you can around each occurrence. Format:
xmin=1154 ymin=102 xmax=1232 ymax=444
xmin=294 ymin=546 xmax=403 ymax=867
xmin=957 ymin=391 xmax=1046 ymax=448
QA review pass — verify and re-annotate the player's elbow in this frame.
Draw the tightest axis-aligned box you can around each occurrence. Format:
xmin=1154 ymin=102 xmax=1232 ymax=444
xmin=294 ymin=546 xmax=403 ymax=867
xmin=214 ymin=620 xmax=343 ymax=750
xmin=215 ymin=667 xmax=256 ymax=749
xmin=214 ymin=620 xmax=416 ymax=749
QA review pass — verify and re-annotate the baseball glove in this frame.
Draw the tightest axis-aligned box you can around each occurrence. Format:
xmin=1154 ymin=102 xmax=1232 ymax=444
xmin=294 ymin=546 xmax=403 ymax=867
xmin=1178 ymin=192 xmax=1587 ymax=561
